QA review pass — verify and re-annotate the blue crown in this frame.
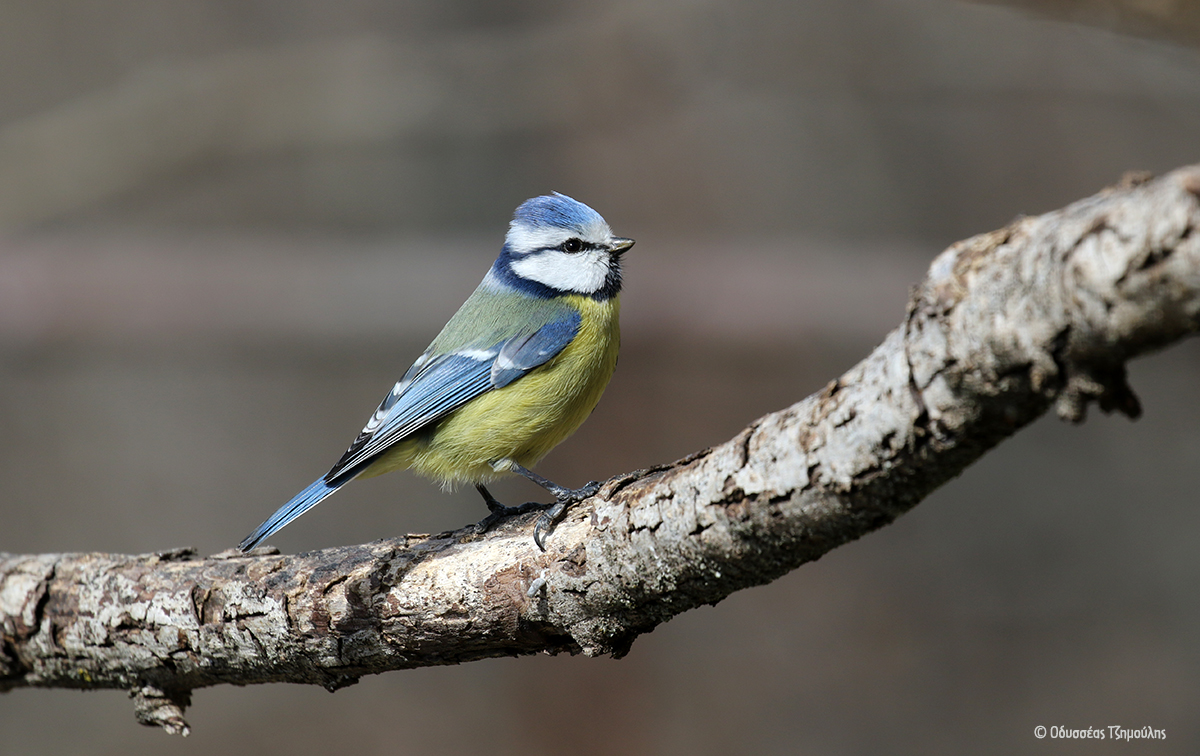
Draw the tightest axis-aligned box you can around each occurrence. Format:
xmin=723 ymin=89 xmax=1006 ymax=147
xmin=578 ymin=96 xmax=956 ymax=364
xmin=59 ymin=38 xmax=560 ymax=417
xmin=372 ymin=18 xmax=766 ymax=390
xmin=512 ymin=192 xmax=604 ymax=231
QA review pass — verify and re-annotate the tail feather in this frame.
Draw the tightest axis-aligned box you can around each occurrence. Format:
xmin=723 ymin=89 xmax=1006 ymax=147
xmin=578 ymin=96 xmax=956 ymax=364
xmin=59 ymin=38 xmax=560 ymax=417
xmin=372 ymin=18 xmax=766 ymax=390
xmin=239 ymin=477 xmax=343 ymax=551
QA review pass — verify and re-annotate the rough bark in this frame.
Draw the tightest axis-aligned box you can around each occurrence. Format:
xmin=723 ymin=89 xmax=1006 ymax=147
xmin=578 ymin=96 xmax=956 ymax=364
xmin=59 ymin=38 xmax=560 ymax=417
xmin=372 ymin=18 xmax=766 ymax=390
xmin=4 ymin=166 xmax=1200 ymax=735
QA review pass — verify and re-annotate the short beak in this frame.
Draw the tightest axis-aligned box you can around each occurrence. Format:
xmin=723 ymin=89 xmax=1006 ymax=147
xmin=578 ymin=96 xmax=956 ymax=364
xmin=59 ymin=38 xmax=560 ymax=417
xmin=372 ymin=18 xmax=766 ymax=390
xmin=609 ymin=237 xmax=635 ymax=255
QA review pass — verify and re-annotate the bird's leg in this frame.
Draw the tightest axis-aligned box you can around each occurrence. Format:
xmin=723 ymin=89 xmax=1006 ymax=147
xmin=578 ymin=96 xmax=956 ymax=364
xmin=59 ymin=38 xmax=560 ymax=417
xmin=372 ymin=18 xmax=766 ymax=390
xmin=472 ymin=484 xmax=544 ymax=534
xmin=506 ymin=462 xmax=602 ymax=551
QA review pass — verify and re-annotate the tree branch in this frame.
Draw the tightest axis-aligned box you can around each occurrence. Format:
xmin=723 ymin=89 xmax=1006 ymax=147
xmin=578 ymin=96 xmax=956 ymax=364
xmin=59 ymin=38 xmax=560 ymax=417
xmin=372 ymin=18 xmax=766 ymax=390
xmin=4 ymin=166 xmax=1200 ymax=735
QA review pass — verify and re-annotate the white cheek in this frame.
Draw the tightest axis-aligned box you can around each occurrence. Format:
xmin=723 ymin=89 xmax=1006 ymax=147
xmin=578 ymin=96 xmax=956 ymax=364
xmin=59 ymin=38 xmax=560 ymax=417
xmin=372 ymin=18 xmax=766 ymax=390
xmin=511 ymin=250 xmax=609 ymax=293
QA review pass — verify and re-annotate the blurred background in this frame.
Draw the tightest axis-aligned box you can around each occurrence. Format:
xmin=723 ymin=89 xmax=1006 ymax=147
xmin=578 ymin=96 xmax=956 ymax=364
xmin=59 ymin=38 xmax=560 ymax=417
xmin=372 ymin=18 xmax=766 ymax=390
xmin=2 ymin=0 xmax=1199 ymax=753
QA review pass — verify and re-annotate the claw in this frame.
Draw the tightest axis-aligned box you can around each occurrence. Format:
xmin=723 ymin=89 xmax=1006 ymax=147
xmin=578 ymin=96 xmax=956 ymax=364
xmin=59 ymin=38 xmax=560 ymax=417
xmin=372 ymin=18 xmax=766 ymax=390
xmin=532 ymin=481 xmax=602 ymax=551
xmin=477 ymin=471 xmax=604 ymax=550
xmin=533 ymin=502 xmax=565 ymax=551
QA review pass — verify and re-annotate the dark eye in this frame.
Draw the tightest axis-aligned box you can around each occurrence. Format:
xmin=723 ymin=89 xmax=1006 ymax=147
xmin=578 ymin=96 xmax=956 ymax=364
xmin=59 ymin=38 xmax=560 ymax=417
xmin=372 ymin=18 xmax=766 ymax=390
xmin=561 ymin=238 xmax=583 ymax=253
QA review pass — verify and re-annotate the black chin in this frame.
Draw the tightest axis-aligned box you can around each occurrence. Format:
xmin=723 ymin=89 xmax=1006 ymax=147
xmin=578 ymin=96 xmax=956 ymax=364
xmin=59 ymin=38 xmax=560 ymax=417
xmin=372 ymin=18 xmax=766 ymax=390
xmin=590 ymin=258 xmax=622 ymax=301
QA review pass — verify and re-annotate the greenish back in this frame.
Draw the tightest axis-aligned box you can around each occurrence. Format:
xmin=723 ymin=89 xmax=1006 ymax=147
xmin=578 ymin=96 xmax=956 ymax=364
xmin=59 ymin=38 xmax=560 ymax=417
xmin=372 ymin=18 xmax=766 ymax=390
xmin=429 ymin=280 xmax=577 ymax=353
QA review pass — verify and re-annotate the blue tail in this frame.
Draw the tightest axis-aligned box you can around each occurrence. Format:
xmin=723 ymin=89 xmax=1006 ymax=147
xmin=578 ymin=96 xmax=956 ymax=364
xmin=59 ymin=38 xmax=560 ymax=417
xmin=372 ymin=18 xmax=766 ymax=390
xmin=239 ymin=476 xmax=343 ymax=551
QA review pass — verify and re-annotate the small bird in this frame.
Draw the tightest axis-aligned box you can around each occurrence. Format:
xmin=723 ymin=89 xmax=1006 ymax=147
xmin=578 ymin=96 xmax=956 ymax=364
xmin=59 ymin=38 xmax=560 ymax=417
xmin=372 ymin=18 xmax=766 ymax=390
xmin=239 ymin=193 xmax=632 ymax=552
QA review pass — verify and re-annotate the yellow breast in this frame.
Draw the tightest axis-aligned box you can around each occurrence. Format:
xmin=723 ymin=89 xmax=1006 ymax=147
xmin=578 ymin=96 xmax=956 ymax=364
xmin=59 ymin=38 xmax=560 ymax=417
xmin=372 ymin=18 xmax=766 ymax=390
xmin=362 ymin=295 xmax=620 ymax=484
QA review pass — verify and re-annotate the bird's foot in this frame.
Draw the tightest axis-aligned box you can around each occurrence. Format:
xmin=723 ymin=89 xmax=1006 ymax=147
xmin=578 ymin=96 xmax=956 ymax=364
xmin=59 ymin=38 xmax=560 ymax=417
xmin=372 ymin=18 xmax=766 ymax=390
xmin=473 ymin=485 xmax=545 ymax=535
xmin=533 ymin=480 xmax=602 ymax=551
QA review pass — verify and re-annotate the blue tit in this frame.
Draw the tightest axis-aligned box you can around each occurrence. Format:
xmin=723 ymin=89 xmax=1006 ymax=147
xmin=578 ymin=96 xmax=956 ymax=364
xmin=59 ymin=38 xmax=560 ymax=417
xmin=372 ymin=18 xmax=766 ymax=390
xmin=239 ymin=193 xmax=633 ymax=552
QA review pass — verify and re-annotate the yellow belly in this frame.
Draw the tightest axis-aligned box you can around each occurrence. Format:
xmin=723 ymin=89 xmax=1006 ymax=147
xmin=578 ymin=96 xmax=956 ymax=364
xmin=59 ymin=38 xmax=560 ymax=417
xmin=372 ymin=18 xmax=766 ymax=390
xmin=360 ymin=295 xmax=620 ymax=484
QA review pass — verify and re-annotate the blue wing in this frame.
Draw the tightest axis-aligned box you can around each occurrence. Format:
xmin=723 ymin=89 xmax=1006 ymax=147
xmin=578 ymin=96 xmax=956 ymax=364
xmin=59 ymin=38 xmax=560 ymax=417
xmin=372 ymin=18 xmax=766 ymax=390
xmin=328 ymin=310 xmax=581 ymax=481
xmin=490 ymin=316 xmax=580 ymax=388
xmin=238 ymin=311 xmax=580 ymax=550
xmin=326 ymin=352 xmax=496 ymax=480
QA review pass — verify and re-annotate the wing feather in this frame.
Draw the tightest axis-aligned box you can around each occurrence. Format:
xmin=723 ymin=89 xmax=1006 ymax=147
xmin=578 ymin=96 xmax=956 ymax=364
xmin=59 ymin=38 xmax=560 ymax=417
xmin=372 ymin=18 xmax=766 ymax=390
xmin=325 ymin=311 xmax=580 ymax=482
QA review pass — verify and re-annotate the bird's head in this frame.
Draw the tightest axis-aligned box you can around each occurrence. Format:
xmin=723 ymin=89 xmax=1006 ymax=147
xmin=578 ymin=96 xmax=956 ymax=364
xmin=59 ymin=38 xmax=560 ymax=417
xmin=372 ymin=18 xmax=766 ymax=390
xmin=496 ymin=192 xmax=634 ymax=299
